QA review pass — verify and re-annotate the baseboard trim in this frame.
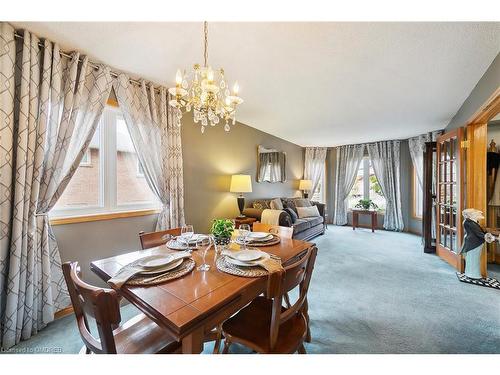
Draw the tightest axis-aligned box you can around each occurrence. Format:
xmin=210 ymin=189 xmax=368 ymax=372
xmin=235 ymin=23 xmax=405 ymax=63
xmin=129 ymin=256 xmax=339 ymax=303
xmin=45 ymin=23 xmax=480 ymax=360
xmin=54 ymin=306 xmax=74 ymax=319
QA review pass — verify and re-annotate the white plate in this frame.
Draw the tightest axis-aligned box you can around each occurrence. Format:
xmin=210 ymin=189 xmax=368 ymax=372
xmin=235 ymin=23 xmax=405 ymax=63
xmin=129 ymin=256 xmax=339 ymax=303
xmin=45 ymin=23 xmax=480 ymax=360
xmin=225 ymin=251 xmax=270 ymax=267
xmin=138 ymin=254 xmax=176 ymax=268
xmin=138 ymin=259 xmax=184 ymax=275
xmin=167 ymin=240 xmax=189 ymax=250
xmin=248 ymin=232 xmax=270 ymax=239
xmin=232 ymin=249 xmax=263 ymax=262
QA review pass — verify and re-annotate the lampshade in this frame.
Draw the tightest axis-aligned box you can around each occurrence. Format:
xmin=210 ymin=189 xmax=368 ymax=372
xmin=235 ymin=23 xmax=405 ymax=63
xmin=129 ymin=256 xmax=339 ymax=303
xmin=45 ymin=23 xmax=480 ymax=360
xmin=230 ymin=174 xmax=252 ymax=193
xmin=299 ymin=179 xmax=313 ymax=191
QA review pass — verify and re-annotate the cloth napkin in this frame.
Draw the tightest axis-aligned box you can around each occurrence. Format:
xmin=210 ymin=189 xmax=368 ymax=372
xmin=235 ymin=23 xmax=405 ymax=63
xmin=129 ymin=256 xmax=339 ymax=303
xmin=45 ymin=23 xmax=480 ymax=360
xmin=108 ymin=252 xmax=191 ymax=288
xmin=246 ymin=234 xmax=274 ymax=243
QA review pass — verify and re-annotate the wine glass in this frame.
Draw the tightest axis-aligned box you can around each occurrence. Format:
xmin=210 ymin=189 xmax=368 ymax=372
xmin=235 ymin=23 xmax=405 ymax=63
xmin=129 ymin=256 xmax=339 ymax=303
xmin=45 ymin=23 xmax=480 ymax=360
xmin=239 ymin=224 xmax=251 ymax=250
xmin=181 ymin=224 xmax=194 ymax=249
xmin=196 ymin=235 xmax=213 ymax=271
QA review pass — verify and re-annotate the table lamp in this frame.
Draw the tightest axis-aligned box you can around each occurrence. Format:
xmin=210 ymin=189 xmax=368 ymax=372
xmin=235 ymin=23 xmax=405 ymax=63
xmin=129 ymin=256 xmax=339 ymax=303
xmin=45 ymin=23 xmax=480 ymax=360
xmin=230 ymin=174 xmax=252 ymax=217
xmin=299 ymin=179 xmax=313 ymax=198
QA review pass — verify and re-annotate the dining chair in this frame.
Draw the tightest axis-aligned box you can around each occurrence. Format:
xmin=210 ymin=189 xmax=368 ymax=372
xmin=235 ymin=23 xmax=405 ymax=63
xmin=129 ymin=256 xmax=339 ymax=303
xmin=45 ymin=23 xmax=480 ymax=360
xmin=139 ymin=227 xmax=182 ymax=249
xmin=220 ymin=246 xmax=317 ymax=354
xmin=62 ymin=261 xmax=181 ymax=354
xmin=252 ymin=223 xmax=294 ymax=239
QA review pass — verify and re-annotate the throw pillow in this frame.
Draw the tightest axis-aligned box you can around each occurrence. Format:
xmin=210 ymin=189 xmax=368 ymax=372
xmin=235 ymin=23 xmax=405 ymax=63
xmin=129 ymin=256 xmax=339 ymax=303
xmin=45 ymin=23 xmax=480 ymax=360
xmin=279 ymin=211 xmax=293 ymax=227
xmin=294 ymin=198 xmax=313 ymax=207
xmin=284 ymin=207 xmax=298 ymax=223
xmin=282 ymin=198 xmax=298 ymax=214
xmin=252 ymin=200 xmax=271 ymax=210
xmin=297 ymin=205 xmax=321 ymax=218
xmin=270 ymin=197 xmax=284 ymax=210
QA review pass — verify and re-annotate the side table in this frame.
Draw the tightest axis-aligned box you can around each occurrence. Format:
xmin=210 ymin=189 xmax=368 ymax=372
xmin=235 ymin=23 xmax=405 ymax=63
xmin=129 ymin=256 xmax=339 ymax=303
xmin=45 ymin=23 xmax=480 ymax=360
xmin=352 ymin=209 xmax=378 ymax=232
xmin=234 ymin=216 xmax=258 ymax=229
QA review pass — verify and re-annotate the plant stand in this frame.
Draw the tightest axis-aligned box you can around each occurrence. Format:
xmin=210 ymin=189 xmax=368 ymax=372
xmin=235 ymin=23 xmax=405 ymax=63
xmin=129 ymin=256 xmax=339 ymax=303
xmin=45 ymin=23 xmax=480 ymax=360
xmin=352 ymin=209 xmax=378 ymax=233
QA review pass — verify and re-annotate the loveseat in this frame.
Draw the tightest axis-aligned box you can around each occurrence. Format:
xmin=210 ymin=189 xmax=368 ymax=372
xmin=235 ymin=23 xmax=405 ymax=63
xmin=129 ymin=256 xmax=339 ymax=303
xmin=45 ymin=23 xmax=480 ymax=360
xmin=242 ymin=197 xmax=326 ymax=241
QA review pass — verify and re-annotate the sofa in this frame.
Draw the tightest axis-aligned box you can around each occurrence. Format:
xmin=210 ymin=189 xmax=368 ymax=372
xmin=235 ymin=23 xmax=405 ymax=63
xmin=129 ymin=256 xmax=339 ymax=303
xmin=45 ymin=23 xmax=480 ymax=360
xmin=243 ymin=197 xmax=326 ymax=241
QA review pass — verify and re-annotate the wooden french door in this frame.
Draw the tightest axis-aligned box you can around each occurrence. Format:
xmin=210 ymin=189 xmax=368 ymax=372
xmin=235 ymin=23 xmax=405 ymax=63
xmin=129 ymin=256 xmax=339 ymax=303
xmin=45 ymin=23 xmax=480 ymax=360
xmin=436 ymin=128 xmax=464 ymax=272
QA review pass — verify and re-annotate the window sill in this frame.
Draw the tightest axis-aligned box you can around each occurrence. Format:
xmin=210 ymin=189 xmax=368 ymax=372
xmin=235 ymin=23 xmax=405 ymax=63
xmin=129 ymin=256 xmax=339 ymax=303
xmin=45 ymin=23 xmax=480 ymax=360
xmin=50 ymin=208 xmax=161 ymax=226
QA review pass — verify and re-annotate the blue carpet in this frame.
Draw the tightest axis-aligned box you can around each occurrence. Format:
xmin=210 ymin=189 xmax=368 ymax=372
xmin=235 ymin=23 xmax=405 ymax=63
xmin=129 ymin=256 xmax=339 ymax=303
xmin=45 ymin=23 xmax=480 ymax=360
xmin=4 ymin=226 xmax=500 ymax=354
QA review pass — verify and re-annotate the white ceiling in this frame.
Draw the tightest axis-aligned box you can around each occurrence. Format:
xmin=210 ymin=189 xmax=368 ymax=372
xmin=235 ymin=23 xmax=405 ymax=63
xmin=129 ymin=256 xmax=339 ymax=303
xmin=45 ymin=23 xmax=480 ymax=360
xmin=12 ymin=22 xmax=500 ymax=146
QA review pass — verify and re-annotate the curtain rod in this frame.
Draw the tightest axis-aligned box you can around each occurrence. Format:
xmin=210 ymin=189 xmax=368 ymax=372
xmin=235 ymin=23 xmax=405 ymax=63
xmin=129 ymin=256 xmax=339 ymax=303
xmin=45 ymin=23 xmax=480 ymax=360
xmin=13 ymin=31 xmax=161 ymax=91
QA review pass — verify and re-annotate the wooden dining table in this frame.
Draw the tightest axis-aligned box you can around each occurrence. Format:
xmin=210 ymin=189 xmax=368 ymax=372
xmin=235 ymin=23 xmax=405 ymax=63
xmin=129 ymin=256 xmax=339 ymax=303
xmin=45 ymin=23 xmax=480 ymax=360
xmin=90 ymin=237 xmax=316 ymax=354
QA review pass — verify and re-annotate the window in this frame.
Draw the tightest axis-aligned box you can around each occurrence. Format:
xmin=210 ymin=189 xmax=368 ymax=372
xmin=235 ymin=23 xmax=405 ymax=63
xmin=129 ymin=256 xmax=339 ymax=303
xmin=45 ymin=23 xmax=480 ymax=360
xmin=348 ymin=157 xmax=386 ymax=210
xmin=52 ymin=106 xmax=160 ymax=217
xmin=413 ymin=167 xmax=423 ymax=219
xmin=80 ymin=149 xmax=92 ymax=167
xmin=136 ymin=158 xmax=145 ymax=177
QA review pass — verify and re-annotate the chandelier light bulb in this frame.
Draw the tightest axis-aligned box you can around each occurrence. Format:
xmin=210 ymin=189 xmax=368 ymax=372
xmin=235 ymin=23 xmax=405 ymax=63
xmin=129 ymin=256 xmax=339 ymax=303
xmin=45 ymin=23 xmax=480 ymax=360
xmin=233 ymin=81 xmax=239 ymax=96
xmin=207 ymin=68 xmax=214 ymax=82
xmin=175 ymin=69 xmax=183 ymax=86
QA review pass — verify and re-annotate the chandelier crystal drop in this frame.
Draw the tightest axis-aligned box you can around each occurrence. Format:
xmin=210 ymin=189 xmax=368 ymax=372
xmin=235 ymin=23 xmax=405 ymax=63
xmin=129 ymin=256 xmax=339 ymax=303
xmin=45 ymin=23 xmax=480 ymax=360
xmin=168 ymin=22 xmax=243 ymax=133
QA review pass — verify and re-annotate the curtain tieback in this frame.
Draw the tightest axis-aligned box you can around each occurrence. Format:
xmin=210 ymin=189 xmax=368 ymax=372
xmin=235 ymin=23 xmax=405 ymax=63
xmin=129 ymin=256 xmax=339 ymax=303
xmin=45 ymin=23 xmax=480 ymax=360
xmin=34 ymin=213 xmax=49 ymax=217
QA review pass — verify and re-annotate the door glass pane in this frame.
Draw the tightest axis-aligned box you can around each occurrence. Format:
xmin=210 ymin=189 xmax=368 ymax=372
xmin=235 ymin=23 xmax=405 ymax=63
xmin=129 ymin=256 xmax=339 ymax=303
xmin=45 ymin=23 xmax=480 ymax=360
xmin=446 ymin=140 xmax=452 ymax=160
xmin=452 ymin=138 xmax=458 ymax=160
xmin=451 ymin=230 xmax=457 ymax=252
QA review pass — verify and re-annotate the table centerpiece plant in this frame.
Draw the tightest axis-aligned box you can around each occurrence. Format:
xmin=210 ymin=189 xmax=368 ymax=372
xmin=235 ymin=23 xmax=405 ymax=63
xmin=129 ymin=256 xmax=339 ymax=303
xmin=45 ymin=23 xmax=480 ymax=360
xmin=210 ymin=219 xmax=235 ymax=247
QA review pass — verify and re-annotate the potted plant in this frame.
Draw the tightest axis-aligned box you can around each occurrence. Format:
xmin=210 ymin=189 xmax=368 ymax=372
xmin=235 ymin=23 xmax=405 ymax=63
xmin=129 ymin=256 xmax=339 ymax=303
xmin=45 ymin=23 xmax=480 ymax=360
xmin=355 ymin=199 xmax=379 ymax=211
xmin=210 ymin=219 xmax=235 ymax=246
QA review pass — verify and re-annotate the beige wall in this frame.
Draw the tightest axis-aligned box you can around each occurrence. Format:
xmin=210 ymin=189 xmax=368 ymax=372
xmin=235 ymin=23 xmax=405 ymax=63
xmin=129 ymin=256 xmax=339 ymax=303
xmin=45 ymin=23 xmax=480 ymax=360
xmin=54 ymin=115 xmax=304 ymax=284
xmin=180 ymin=116 xmax=304 ymax=232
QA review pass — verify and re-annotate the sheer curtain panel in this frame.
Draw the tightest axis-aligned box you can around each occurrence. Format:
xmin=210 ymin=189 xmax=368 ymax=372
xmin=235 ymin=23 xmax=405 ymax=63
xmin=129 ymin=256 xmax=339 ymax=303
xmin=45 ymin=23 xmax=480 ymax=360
xmin=333 ymin=144 xmax=365 ymax=225
xmin=304 ymin=147 xmax=327 ymax=199
xmin=367 ymin=141 xmax=404 ymax=231
xmin=113 ymin=75 xmax=185 ymax=230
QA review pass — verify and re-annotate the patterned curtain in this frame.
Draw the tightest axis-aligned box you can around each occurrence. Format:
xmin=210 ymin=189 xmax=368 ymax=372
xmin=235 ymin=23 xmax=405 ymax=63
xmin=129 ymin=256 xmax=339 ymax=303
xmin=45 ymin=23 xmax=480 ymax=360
xmin=367 ymin=141 xmax=404 ymax=231
xmin=304 ymin=147 xmax=327 ymax=199
xmin=408 ymin=130 xmax=442 ymax=238
xmin=408 ymin=130 xmax=442 ymax=188
xmin=0 ymin=23 xmax=113 ymax=349
xmin=113 ymin=75 xmax=185 ymax=230
xmin=333 ymin=144 xmax=365 ymax=225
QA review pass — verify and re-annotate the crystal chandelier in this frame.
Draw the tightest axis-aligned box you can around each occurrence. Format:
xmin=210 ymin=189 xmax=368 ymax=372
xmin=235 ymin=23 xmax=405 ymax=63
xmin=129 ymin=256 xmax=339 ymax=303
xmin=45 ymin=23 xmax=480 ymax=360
xmin=168 ymin=22 xmax=243 ymax=133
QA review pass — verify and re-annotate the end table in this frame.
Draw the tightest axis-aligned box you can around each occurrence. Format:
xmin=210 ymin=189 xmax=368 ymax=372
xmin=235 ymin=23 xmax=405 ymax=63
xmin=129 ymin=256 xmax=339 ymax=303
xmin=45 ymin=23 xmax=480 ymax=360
xmin=352 ymin=209 xmax=378 ymax=232
xmin=234 ymin=216 xmax=258 ymax=229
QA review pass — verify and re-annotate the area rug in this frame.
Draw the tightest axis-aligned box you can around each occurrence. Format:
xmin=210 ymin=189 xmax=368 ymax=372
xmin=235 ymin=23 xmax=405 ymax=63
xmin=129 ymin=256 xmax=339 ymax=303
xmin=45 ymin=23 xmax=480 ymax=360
xmin=456 ymin=272 xmax=500 ymax=290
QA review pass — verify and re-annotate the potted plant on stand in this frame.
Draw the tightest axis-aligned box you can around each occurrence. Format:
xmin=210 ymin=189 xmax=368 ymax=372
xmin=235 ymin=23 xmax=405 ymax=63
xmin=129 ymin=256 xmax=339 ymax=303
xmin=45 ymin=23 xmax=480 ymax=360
xmin=355 ymin=199 xmax=379 ymax=211
xmin=211 ymin=219 xmax=235 ymax=248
